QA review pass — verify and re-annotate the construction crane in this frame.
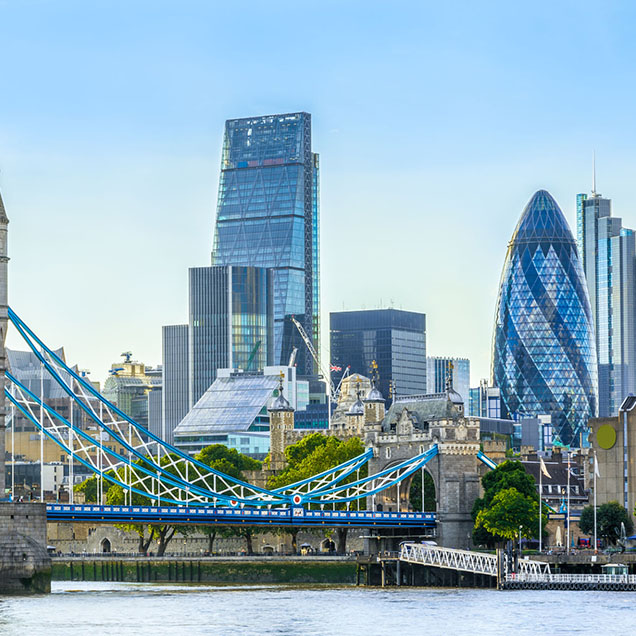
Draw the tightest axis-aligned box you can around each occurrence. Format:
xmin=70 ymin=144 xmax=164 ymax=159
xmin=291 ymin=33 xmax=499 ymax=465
xmin=121 ymin=351 xmax=133 ymax=363
xmin=290 ymin=316 xmax=335 ymax=397
xmin=244 ymin=341 xmax=262 ymax=372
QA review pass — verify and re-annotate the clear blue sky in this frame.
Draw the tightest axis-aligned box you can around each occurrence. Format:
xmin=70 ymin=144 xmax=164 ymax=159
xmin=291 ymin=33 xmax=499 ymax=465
xmin=1 ymin=0 xmax=636 ymax=387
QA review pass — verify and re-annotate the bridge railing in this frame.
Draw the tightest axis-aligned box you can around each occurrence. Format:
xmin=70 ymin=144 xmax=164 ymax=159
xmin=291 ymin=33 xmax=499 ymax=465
xmin=399 ymin=542 xmax=498 ymax=576
xmin=506 ymin=573 xmax=636 ymax=584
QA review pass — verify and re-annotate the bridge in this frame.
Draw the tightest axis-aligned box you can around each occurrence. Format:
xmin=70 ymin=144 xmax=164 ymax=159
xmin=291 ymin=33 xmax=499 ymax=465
xmin=6 ymin=308 xmax=450 ymax=528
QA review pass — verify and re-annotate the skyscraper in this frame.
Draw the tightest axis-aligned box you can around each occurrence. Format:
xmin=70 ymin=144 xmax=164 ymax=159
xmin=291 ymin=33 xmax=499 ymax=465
xmin=492 ymin=190 xmax=598 ymax=446
xmin=577 ymin=189 xmax=636 ymax=417
xmin=189 ymin=265 xmax=274 ymax=406
xmin=427 ymin=356 xmax=470 ymax=403
xmin=211 ymin=112 xmax=320 ymax=375
xmin=330 ymin=309 xmax=427 ymax=403
xmin=161 ymin=324 xmax=189 ymax=445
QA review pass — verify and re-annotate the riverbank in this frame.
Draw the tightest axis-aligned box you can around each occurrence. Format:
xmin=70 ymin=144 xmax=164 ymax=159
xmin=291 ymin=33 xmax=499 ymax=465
xmin=52 ymin=556 xmax=357 ymax=585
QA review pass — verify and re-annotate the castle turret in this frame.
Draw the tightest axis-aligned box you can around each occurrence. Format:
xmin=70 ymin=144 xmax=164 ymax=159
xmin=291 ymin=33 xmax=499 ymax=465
xmin=268 ymin=377 xmax=294 ymax=471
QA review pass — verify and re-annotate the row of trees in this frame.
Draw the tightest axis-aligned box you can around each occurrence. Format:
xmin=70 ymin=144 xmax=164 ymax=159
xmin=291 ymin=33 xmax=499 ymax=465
xmin=75 ymin=433 xmax=366 ymax=555
xmin=471 ymin=460 xmax=634 ymax=548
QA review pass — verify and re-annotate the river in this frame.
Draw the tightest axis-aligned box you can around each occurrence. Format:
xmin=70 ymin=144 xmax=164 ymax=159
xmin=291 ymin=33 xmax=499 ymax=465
xmin=0 ymin=581 xmax=632 ymax=635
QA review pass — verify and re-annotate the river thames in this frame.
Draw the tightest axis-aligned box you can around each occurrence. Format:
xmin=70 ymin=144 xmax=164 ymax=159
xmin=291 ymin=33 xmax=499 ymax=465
xmin=0 ymin=581 xmax=632 ymax=635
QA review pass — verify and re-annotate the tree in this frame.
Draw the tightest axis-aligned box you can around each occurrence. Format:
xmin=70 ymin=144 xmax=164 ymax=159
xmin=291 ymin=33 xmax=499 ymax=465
xmin=471 ymin=460 xmax=546 ymax=547
xmin=474 ymin=488 xmax=540 ymax=542
xmin=195 ymin=444 xmax=264 ymax=555
xmin=408 ymin=471 xmax=436 ymax=512
xmin=268 ymin=434 xmax=366 ymax=554
xmin=579 ymin=501 xmax=634 ymax=545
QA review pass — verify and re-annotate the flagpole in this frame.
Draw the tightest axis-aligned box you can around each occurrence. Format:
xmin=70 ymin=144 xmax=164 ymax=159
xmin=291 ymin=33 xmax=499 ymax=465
xmin=566 ymin=450 xmax=571 ymax=555
xmin=594 ymin=451 xmax=598 ymax=554
xmin=539 ymin=462 xmax=543 ymax=553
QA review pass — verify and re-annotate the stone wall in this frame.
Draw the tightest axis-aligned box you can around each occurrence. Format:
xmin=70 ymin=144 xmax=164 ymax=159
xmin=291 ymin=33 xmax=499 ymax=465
xmin=0 ymin=502 xmax=51 ymax=593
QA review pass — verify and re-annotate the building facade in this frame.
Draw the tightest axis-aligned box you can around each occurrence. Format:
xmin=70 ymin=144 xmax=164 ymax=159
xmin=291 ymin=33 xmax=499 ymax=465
xmin=211 ymin=112 xmax=320 ymax=376
xmin=188 ymin=265 xmax=274 ymax=406
xmin=161 ymin=324 xmax=189 ymax=445
xmin=492 ymin=190 xmax=598 ymax=447
xmin=468 ymin=380 xmax=501 ymax=419
xmin=427 ymin=356 xmax=470 ymax=404
xmin=577 ymin=190 xmax=636 ymax=417
xmin=330 ymin=309 xmax=427 ymax=404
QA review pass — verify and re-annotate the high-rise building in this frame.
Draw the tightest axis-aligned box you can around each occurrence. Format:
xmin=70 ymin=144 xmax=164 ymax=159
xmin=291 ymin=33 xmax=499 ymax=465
xmin=577 ymin=189 xmax=636 ymax=417
xmin=492 ymin=190 xmax=598 ymax=446
xmin=426 ymin=356 xmax=470 ymax=403
xmin=161 ymin=324 xmax=189 ymax=445
xmin=468 ymin=380 xmax=501 ymax=419
xmin=330 ymin=309 xmax=427 ymax=403
xmin=211 ymin=112 xmax=320 ymax=376
xmin=189 ymin=265 xmax=274 ymax=406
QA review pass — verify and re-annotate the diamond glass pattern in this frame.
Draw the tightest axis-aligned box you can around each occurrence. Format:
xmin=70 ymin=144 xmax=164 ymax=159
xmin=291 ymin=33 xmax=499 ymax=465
xmin=492 ymin=190 xmax=598 ymax=446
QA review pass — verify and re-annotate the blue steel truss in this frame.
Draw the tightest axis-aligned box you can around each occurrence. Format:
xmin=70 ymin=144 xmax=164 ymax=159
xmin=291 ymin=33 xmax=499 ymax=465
xmin=6 ymin=308 xmax=441 ymax=512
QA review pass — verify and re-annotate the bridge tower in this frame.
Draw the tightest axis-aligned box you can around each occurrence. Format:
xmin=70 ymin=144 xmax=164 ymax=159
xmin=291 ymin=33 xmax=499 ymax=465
xmin=0 ymin=189 xmax=7 ymax=495
xmin=366 ymin=384 xmax=481 ymax=550
xmin=0 ymin=188 xmax=51 ymax=593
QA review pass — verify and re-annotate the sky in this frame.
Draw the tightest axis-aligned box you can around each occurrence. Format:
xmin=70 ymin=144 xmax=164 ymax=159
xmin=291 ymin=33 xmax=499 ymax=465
xmin=1 ymin=0 xmax=636 ymax=388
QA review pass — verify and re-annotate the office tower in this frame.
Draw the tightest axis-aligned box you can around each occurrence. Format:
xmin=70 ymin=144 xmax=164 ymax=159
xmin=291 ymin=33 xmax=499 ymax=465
xmin=492 ymin=190 xmax=598 ymax=446
xmin=189 ymin=265 xmax=273 ymax=406
xmin=330 ymin=309 xmax=427 ymax=403
xmin=577 ymin=189 xmax=636 ymax=417
xmin=427 ymin=356 xmax=470 ymax=403
xmin=161 ymin=324 xmax=189 ymax=445
xmin=211 ymin=112 xmax=320 ymax=375
xmin=468 ymin=380 xmax=501 ymax=418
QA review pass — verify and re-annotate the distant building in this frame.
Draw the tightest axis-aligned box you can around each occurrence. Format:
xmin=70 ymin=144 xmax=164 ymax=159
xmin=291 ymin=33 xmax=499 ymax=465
xmin=188 ymin=265 xmax=274 ymax=407
xmin=173 ymin=365 xmax=309 ymax=458
xmin=577 ymin=189 xmax=636 ymax=417
xmin=102 ymin=355 xmax=161 ymax=430
xmin=211 ymin=112 xmax=320 ymax=375
xmin=427 ymin=357 xmax=470 ymax=405
xmin=330 ymin=309 xmax=427 ymax=404
xmin=161 ymin=324 xmax=189 ymax=446
xmin=492 ymin=190 xmax=598 ymax=446
xmin=468 ymin=380 xmax=501 ymax=418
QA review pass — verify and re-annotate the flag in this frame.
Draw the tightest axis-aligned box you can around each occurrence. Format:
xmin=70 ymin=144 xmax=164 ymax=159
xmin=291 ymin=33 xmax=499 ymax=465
xmin=539 ymin=456 xmax=551 ymax=479
xmin=594 ymin=454 xmax=601 ymax=478
xmin=330 ymin=365 xmax=342 ymax=372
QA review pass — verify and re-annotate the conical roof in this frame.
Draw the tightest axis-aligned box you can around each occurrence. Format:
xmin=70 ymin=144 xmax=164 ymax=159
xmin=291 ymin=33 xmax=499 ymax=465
xmin=510 ymin=190 xmax=574 ymax=245
xmin=0 ymin=190 xmax=7 ymax=222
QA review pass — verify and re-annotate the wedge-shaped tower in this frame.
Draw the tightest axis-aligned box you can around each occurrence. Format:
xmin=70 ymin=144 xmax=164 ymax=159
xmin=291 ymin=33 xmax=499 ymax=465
xmin=492 ymin=190 xmax=598 ymax=446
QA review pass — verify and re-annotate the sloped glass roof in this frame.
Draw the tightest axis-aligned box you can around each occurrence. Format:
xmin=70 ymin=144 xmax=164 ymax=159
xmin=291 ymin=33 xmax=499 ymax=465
xmin=173 ymin=374 xmax=278 ymax=435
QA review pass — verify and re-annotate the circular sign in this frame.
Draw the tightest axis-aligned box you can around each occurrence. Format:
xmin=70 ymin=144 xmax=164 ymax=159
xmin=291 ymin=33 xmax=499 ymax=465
xmin=597 ymin=424 xmax=617 ymax=450
xmin=292 ymin=494 xmax=302 ymax=505
xmin=230 ymin=499 xmax=239 ymax=507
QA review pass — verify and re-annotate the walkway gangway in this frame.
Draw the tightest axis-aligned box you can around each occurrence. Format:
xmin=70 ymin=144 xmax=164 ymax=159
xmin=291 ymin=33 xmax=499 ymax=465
xmin=399 ymin=543 xmax=550 ymax=578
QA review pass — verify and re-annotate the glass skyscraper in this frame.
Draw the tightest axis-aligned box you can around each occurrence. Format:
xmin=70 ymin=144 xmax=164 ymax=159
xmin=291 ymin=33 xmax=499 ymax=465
xmin=492 ymin=190 xmax=598 ymax=446
xmin=427 ymin=356 xmax=470 ymax=403
xmin=212 ymin=112 xmax=320 ymax=376
xmin=189 ymin=265 xmax=274 ymax=406
xmin=330 ymin=309 xmax=427 ymax=403
xmin=577 ymin=190 xmax=636 ymax=416
xmin=161 ymin=324 xmax=189 ymax=445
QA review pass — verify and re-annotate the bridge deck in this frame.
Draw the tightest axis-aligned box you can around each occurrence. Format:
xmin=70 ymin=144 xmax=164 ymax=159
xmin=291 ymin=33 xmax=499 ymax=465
xmin=47 ymin=504 xmax=437 ymax=528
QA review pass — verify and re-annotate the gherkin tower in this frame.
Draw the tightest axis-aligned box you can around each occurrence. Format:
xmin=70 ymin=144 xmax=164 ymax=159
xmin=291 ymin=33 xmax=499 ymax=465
xmin=492 ymin=190 xmax=598 ymax=446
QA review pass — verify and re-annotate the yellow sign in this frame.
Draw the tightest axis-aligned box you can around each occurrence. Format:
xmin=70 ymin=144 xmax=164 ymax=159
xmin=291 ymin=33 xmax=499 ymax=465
xmin=597 ymin=424 xmax=617 ymax=450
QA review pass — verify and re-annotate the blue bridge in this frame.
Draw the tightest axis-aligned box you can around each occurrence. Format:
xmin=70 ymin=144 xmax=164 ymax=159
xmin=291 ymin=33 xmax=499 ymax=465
xmin=8 ymin=308 xmax=444 ymax=529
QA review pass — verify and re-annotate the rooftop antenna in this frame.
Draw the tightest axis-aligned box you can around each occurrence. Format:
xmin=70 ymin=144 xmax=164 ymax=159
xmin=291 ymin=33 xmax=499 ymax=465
xmin=592 ymin=151 xmax=597 ymax=197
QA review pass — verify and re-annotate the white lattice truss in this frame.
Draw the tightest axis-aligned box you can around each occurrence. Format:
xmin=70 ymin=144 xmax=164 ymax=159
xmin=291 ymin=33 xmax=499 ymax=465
xmin=399 ymin=543 xmax=550 ymax=577
xmin=7 ymin=307 xmax=443 ymax=509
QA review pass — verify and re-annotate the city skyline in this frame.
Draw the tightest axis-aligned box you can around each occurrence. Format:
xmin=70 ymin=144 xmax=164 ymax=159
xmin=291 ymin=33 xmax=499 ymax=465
xmin=3 ymin=2 xmax=636 ymax=387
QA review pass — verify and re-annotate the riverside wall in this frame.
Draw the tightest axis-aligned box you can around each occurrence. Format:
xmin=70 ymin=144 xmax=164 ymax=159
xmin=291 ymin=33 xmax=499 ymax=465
xmin=52 ymin=556 xmax=357 ymax=585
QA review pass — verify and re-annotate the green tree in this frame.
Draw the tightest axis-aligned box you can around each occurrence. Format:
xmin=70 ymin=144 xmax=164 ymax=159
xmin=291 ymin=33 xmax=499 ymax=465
xmin=471 ymin=460 xmax=546 ymax=547
xmin=579 ymin=501 xmax=634 ymax=545
xmin=195 ymin=444 xmax=264 ymax=555
xmin=408 ymin=471 xmax=436 ymax=512
xmin=268 ymin=434 xmax=366 ymax=554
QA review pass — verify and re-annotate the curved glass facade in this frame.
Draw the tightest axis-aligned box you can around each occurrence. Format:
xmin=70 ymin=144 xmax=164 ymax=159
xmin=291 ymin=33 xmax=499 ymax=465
xmin=492 ymin=190 xmax=598 ymax=446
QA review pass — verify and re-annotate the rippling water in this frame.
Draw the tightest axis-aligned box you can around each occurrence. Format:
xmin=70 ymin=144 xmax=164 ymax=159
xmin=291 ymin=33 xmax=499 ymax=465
xmin=0 ymin=581 xmax=633 ymax=636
